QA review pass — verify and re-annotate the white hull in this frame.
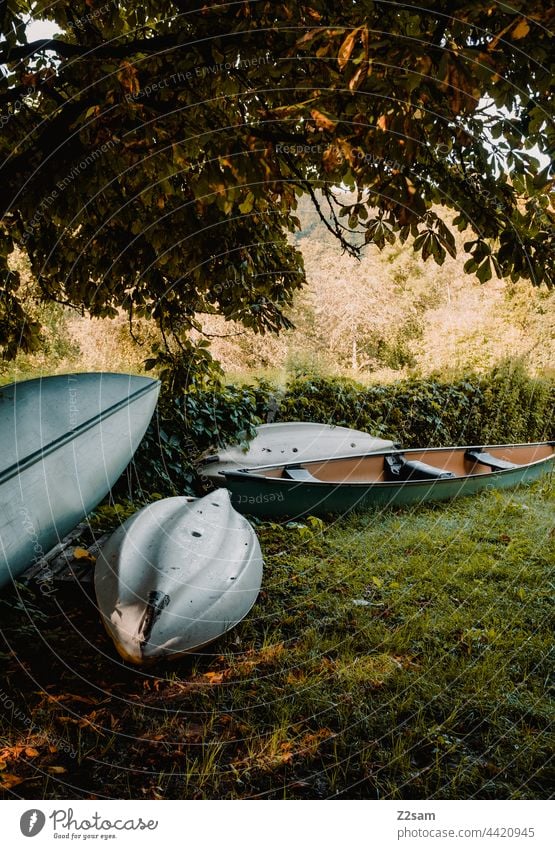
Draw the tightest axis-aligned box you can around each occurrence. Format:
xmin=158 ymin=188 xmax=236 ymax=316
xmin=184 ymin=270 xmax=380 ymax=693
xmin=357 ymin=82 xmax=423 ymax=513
xmin=201 ymin=421 xmax=396 ymax=484
xmin=0 ymin=373 xmax=160 ymax=587
xmin=94 ymin=490 xmax=263 ymax=664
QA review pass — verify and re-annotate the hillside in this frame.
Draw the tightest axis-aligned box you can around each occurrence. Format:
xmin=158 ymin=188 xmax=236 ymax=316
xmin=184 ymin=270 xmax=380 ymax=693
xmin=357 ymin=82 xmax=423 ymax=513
xmin=2 ymin=196 xmax=553 ymax=384
xmin=203 ymin=194 xmax=554 ymax=382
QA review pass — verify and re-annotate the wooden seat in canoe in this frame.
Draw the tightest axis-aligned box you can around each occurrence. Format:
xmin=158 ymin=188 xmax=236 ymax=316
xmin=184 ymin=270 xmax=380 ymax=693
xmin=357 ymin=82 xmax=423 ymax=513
xmin=465 ymin=449 xmax=518 ymax=471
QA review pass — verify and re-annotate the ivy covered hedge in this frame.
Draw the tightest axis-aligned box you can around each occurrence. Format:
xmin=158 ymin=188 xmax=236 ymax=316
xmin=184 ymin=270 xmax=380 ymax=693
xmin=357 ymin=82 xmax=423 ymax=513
xmin=116 ymin=363 xmax=554 ymax=498
xmin=115 ymin=383 xmax=261 ymax=499
xmin=275 ymin=363 xmax=554 ymax=448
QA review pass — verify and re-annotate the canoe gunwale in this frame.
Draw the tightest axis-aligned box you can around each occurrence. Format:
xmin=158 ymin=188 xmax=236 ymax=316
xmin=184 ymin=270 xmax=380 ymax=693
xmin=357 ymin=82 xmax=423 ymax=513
xmin=223 ymin=441 xmax=555 ymax=488
xmin=0 ymin=378 xmax=160 ymax=488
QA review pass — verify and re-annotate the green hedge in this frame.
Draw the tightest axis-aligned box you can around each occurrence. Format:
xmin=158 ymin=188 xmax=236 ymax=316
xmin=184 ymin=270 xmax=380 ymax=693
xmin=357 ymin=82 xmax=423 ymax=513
xmin=271 ymin=363 xmax=554 ymax=448
xmin=115 ymin=383 xmax=262 ymax=498
xmin=116 ymin=363 xmax=554 ymax=498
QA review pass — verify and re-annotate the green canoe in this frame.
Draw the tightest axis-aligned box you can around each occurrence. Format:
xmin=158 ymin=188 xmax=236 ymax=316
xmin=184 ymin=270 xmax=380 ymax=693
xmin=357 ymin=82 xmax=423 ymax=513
xmin=223 ymin=442 xmax=555 ymax=519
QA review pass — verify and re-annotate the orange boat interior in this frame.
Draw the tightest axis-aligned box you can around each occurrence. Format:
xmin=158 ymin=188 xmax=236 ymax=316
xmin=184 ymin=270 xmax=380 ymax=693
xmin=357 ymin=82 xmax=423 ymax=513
xmin=257 ymin=443 xmax=555 ymax=483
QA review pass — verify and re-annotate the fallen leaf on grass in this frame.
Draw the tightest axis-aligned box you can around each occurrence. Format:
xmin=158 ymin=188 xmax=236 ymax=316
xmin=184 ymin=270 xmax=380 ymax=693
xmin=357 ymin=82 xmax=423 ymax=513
xmin=511 ymin=19 xmax=530 ymax=40
xmin=142 ymin=679 xmax=164 ymax=692
xmin=310 ymin=108 xmax=338 ymax=132
xmin=41 ymin=693 xmax=97 ymax=706
xmin=133 ymin=681 xmax=201 ymax=705
xmin=279 ymin=742 xmax=294 ymax=764
xmin=73 ymin=547 xmax=96 ymax=563
xmin=139 ymin=732 xmax=165 ymax=742
xmin=47 ymin=766 xmax=67 ymax=775
xmin=0 ymin=745 xmax=25 ymax=762
xmin=203 ymin=671 xmax=225 ymax=684
xmin=298 ymin=728 xmax=335 ymax=756
xmin=56 ymin=710 xmax=109 ymax=735
xmin=0 ymin=773 xmax=26 ymax=789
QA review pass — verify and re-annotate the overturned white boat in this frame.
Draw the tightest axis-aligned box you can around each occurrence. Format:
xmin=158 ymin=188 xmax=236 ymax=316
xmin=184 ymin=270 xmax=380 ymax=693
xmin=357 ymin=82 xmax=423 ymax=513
xmin=94 ymin=489 xmax=263 ymax=664
xmin=200 ymin=421 xmax=396 ymax=485
xmin=0 ymin=372 xmax=160 ymax=588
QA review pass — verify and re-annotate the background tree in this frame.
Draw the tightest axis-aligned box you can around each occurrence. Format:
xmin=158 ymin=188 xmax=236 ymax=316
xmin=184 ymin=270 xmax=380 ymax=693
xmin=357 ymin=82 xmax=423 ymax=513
xmin=1 ymin=1 xmax=553 ymax=384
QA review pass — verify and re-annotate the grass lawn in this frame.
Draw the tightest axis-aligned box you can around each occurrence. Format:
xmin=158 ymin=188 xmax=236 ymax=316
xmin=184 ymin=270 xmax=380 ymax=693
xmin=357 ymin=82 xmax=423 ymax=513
xmin=0 ymin=478 xmax=553 ymax=800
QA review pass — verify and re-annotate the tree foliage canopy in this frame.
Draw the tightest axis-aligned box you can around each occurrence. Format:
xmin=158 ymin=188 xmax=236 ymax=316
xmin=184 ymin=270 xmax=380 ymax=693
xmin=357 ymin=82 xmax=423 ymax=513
xmin=1 ymin=1 xmax=553 ymax=382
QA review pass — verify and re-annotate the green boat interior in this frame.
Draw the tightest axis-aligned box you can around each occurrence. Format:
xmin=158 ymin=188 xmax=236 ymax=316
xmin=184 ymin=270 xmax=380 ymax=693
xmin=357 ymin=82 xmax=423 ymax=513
xmin=258 ymin=443 xmax=555 ymax=484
